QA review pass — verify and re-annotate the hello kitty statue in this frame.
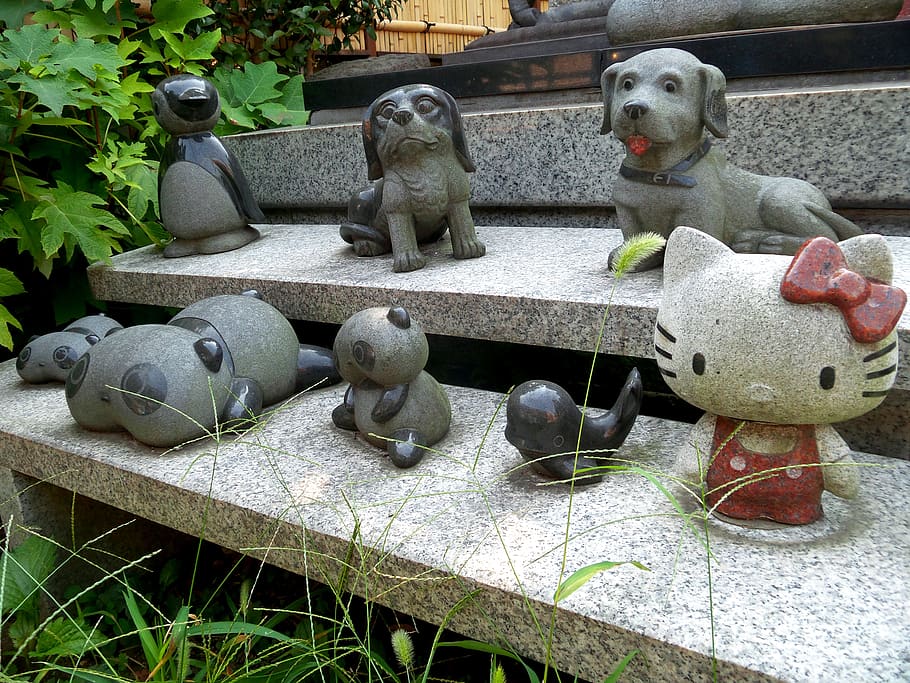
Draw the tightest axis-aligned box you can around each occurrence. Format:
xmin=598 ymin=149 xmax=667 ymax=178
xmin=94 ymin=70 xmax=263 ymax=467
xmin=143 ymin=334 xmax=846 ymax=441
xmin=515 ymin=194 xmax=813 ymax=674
xmin=656 ymin=226 xmax=906 ymax=525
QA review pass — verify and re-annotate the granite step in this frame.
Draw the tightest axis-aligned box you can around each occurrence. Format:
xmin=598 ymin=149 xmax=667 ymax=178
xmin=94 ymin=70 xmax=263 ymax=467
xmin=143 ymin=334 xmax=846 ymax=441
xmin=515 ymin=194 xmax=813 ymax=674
xmin=225 ymin=82 xmax=910 ymax=219
xmin=87 ymin=224 xmax=910 ymax=394
xmin=0 ymin=359 xmax=907 ymax=683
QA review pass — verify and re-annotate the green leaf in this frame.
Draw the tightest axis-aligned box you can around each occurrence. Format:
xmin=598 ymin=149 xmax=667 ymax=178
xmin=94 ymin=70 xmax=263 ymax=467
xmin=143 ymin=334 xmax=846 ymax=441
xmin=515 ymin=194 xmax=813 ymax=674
xmin=227 ymin=61 xmax=287 ymax=107
xmin=161 ymin=29 xmax=222 ymax=62
xmin=0 ymin=534 xmax=57 ymax=616
xmin=603 ymin=650 xmax=640 ymax=683
xmin=554 ymin=560 xmax=650 ymax=603
xmin=32 ymin=616 xmax=106 ymax=658
xmin=0 ymin=303 xmax=22 ymax=350
xmin=1 ymin=23 xmax=59 ymax=66
xmin=0 ymin=267 xmax=24 ymax=296
xmin=126 ymin=163 xmax=159 ymax=220
xmin=150 ymin=0 xmax=213 ymax=37
xmin=219 ymin=100 xmax=258 ymax=131
xmin=50 ymin=37 xmax=127 ymax=79
xmin=0 ymin=0 xmax=46 ymax=30
xmin=8 ymin=71 xmax=82 ymax=117
xmin=33 ymin=182 xmax=129 ymax=262
xmin=70 ymin=3 xmax=127 ymax=39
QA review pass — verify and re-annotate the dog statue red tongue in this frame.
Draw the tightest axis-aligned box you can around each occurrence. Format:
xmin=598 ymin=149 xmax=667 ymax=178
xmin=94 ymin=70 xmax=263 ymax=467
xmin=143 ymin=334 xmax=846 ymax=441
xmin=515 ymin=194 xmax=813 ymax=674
xmin=626 ymin=135 xmax=652 ymax=156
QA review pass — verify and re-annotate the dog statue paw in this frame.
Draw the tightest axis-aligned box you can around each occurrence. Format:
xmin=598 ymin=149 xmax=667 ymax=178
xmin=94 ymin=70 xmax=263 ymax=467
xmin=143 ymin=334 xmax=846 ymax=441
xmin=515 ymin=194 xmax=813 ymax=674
xmin=340 ymin=84 xmax=485 ymax=273
xmin=153 ymin=74 xmax=263 ymax=257
xmin=17 ymin=314 xmax=123 ymax=383
xmin=332 ymin=306 xmax=451 ymax=468
xmin=600 ymin=48 xmax=864 ymax=272
xmin=657 ymin=226 xmax=906 ymax=525
xmin=65 ymin=291 xmax=340 ymax=447
xmin=505 ymin=368 xmax=642 ymax=484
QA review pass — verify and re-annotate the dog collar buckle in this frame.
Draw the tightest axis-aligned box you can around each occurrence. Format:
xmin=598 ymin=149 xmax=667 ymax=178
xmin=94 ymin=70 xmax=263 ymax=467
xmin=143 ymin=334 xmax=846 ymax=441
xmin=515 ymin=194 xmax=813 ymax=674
xmin=652 ymin=172 xmax=671 ymax=185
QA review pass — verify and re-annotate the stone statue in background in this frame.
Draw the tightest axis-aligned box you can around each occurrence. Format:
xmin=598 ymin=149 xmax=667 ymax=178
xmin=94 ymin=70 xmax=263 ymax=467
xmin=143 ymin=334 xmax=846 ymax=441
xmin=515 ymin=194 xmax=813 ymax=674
xmin=606 ymin=0 xmax=901 ymax=44
xmin=600 ymin=48 xmax=864 ymax=272
xmin=340 ymin=84 xmax=486 ymax=273
xmin=505 ymin=368 xmax=642 ymax=484
xmin=153 ymin=74 xmax=264 ymax=257
xmin=332 ymin=306 xmax=451 ymax=468
xmin=658 ymin=227 xmax=906 ymax=525
xmin=17 ymin=314 xmax=123 ymax=383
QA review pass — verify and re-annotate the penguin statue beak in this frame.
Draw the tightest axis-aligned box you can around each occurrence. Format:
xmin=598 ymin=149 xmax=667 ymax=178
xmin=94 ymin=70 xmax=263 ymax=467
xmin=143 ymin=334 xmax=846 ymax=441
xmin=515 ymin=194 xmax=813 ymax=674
xmin=178 ymin=88 xmax=209 ymax=106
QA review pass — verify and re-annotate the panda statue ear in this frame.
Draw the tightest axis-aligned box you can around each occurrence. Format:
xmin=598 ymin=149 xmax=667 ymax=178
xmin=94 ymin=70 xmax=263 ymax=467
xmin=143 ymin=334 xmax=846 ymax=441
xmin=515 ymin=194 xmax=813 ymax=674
xmin=194 ymin=338 xmax=223 ymax=373
xmin=387 ymin=306 xmax=411 ymax=329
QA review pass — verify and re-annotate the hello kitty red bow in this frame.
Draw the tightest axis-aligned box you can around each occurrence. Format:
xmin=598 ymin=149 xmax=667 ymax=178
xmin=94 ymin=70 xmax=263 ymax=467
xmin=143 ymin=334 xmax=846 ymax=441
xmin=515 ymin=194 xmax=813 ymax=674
xmin=780 ymin=237 xmax=906 ymax=344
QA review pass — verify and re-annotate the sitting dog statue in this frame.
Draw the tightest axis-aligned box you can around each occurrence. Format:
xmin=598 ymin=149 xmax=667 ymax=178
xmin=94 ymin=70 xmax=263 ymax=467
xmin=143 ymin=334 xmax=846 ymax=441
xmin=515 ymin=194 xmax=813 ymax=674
xmin=600 ymin=48 xmax=863 ymax=272
xmin=340 ymin=84 xmax=486 ymax=273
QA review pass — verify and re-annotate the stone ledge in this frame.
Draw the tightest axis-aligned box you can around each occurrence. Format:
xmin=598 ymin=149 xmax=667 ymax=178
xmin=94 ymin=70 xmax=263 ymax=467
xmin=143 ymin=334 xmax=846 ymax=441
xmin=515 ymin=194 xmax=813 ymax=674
xmin=86 ymin=225 xmax=910 ymax=394
xmin=226 ymin=83 xmax=910 ymax=211
xmin=0 ymin=360 xmax=907 ymax=682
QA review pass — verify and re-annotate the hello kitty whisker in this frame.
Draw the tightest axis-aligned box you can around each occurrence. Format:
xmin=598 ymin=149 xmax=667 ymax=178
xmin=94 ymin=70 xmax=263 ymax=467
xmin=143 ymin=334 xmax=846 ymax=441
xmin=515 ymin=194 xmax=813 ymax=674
xmin=655 ymin=322 xmax=676 ymax=342
xmin=866 ymin=365 xmax=897 ymax=380
xmin=862 ymin=390 xmax=890 ymax=398
xmin=863 ymin=342 xmax=896 ymax=363
xmin=655 ymin=345 xmax=673 ymax=359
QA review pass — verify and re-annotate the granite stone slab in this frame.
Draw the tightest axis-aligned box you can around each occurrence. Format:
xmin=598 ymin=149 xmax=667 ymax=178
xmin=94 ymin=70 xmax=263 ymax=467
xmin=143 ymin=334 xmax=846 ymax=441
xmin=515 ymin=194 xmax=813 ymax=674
xmin=86 ymin=225 xmax=910 ymax=395
xmin=225 ymin=83 xmax=910 ymax=211
xmin=0 ymin=360 xmax=907 ymax=682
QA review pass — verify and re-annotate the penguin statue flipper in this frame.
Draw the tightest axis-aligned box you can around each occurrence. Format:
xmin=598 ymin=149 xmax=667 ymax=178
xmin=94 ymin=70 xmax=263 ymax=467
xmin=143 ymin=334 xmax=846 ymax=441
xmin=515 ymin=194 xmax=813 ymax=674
xmin=212 ymin=157 xmax=266 ymax=223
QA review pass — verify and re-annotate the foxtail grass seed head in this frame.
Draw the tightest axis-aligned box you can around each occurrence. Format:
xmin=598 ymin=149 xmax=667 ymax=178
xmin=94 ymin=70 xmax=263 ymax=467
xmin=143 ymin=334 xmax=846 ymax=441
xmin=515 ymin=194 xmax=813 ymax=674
xmin=491 ymin=662 xmax=507 ymax=683
xmin=610 ymin=232 xmax=666 ymax=278
xmin=391 ymin=628 xmax=415 ymax=669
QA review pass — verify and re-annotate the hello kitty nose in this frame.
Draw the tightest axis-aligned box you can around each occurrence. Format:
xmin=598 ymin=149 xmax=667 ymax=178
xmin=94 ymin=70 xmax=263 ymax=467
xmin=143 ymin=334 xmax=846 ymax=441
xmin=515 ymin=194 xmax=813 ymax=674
xmin=747 ymin=383 xmax=776 ymax=403
xmin=392 ymin=110 xmax=413 ymax=126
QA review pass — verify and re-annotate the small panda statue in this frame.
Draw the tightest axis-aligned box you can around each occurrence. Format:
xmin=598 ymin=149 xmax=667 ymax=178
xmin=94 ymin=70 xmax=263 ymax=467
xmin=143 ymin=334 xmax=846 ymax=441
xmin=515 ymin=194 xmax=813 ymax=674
xmin=152 ymin=74 xmax=263 ymax=257
xmin=65 ymin=291 xmax=340 ymax=448
xmin=657 ymin=227 xmax=906 ymax=525
xmin=332 ymin=306 xmax=451 ymax=468
xmin=17 ymin=314 xmax=123 ymax=383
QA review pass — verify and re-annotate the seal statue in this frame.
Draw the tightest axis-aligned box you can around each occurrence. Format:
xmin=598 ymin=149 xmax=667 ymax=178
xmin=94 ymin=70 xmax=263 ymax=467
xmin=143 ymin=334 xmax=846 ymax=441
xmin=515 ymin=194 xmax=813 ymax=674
xmin=505 ymin=368 xmax=642 ymax=484
xmin=153 ymin=74 xmax=264 ymax=257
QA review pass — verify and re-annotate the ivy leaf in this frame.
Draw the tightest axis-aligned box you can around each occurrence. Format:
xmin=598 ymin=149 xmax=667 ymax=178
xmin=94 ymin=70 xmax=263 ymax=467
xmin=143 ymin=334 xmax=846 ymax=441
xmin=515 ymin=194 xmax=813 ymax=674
xmin=0 ymin=0 xmax=46 ymax=30
xmin=160 ymin=29 xmax=222 ymax=62
xmin=0 ymin=268 xmax=24 ymax=297
xmin=150 ymin=0 xmax=213 ymax=37
xmin=50 ymin=37 xmax=127 ymax=79
xmin=70 ymin=3 xmax=128 ymax=39
xmin=33 ymin=182 xmax=129 ymax=262
xmin=1 ymin=23 xmax=59 ymax=66
xmin=0 ymin=302 xmax=22 ymax=350
xmin=228 ymin=61 xmax=287 ymax=108
xmin=8 ymin=71 xmax=82 ymax=117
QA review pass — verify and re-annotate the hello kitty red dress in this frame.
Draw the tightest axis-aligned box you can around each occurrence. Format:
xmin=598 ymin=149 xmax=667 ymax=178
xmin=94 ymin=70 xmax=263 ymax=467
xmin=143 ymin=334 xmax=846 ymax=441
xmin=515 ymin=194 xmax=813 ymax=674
xmin=706 ymin=417 xmax=825 ymax=525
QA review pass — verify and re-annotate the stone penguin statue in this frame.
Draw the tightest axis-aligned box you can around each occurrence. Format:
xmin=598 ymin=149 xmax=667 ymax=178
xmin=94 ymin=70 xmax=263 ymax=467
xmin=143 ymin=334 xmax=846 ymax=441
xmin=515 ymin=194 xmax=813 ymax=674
xmin=505 ymin=368 xmax=642 ymax=484
xmin=658 ymin=226 xmax=906 ymax=525
xmin=17 ymin=314 xmax=123 ymax=383
xmin=331 ymin=306 xmax=451 ymax=468
xmin=152 ymin=74 xmax=264 ymax=257
xmin=65 ymin=291 xmax=340 ymax=447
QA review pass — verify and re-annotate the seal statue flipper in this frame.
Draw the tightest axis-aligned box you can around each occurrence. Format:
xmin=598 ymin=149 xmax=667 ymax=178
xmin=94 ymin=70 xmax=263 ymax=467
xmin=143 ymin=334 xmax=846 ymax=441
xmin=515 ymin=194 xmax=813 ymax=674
xmin=585 ymin=367 xmax=643 ymax=452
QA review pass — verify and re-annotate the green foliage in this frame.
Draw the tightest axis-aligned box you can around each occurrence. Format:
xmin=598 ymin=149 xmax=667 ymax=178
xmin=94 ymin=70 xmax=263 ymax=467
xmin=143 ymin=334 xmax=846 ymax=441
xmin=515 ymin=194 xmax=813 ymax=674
xmin=202 ymin=0 xmax=406 ymax=75
xmin=0 ymin=0 xmax=314 ymax=354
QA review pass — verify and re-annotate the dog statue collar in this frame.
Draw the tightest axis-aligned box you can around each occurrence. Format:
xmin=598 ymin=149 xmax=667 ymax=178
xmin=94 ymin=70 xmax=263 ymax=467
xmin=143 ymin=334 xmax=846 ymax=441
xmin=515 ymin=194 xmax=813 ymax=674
xmin=619 ymin=138 xmax=712 ymax=188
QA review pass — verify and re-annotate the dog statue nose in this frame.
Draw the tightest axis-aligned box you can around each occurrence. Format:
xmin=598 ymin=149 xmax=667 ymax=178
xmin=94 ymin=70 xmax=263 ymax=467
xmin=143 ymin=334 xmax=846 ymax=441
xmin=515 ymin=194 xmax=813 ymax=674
xmin=623 ymin=100 xmax=649 ymax=120
xmin=391 ymin=110 xmax=413 ymax=126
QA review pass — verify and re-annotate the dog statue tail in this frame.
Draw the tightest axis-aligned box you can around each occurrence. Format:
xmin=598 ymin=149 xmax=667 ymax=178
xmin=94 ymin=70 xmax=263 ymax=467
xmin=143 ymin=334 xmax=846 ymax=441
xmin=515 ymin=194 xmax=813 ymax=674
xmin=806 ymin=204 xmax=864 ymax=241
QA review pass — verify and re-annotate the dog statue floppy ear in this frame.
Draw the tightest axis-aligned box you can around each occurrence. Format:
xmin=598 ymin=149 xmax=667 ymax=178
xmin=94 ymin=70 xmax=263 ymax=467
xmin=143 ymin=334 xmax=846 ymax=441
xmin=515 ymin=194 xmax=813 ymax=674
xmin=699 ymin=63 xmax=728 ymax=139
xmin=599 ymin=62 xmax=621 ymax=135
xmin=436 ymin=86 xmax=476 ymax=174
xmin=362 ymin=108 xmax=384 ymax=181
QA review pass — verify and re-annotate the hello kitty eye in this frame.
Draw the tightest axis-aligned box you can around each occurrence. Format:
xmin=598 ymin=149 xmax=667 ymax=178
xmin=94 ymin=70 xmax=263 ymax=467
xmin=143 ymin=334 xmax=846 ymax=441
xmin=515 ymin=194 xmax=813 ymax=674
xmin=692 ymin=353 xmax=705 ymax=376
xmin=819 ymin=366 xmax=836 ymax=390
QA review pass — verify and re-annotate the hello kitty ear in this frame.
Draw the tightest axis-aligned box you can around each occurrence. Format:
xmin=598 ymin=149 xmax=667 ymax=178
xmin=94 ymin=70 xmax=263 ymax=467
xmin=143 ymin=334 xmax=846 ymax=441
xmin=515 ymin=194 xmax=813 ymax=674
xmin=838 ymin=234 xmax=894 ymax=284
xmin=664 ymin=226 xmax=731 ymax=287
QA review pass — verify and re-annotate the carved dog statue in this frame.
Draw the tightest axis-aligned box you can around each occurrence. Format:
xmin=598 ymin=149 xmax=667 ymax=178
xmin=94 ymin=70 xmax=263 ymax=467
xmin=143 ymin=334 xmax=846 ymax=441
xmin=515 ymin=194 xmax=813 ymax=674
xmin=601 ymin=48 xmax=863 ymax=272
xmin=341 ymin=84 xmax=486 ymax=273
